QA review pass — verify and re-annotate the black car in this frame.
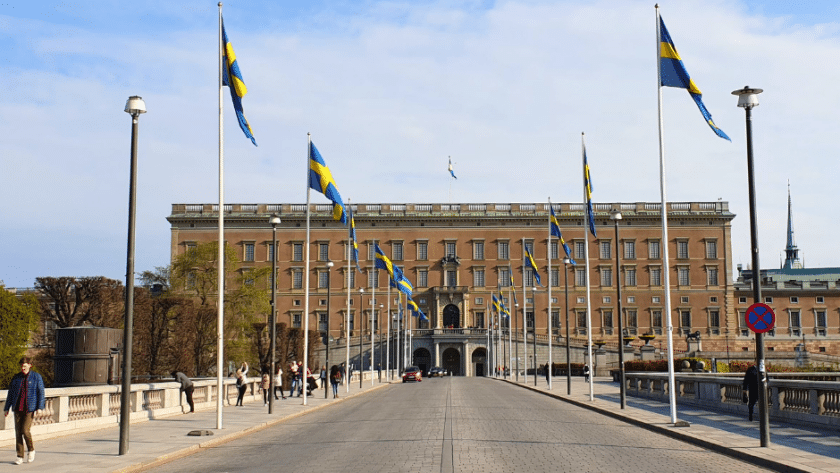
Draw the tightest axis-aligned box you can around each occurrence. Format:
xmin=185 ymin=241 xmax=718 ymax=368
xmin=428 ymin=367 xmax=448 ymax=377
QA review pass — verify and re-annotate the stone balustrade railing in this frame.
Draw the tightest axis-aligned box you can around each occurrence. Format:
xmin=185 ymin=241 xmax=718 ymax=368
xmin=624 ymin=372 xmax=840 ymax=428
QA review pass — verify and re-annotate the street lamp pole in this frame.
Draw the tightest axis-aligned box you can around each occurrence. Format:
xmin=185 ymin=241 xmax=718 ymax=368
xmin=120 ymin=95 xmax=145 ymax=456
xmin=563 ymin=257 xmax=572 ymax=395
xmin=378 ymin=303 xmax=384 ymax=382
xmin=324 ymin=261 xmax=333 ymax=399
xmin=358 ymin=288 xmax=364 ymax=389
xmin=732 ymin=85 xmax=770 ymax=447
xmin=611 ymin=208 xmax=626 ymax=409
xmin=532 ymin=286 xmax=538 ymax=387
xmin=269 ymin=215 xmax=281 ymax=412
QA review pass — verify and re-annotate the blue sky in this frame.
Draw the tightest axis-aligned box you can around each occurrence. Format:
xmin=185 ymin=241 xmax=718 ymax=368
xmin=2 ymin=0 xmax=839 ymax=287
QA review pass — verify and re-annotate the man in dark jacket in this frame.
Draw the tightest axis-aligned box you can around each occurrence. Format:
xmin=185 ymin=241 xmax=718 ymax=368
xmin=4 ymin=357 xmax=46 ymax=465
xmin=743 ymin=365 xmax=759 ymax=421
xmin=172 ymin=371 xmax=195 ymax=413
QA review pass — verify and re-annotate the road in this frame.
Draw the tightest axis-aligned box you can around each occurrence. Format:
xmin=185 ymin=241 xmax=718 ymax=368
xmin=147 ymin=377 xmax=766 ymax=473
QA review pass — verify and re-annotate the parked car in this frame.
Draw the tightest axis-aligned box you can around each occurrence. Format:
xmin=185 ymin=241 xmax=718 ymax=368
xmin=428 ymin=367 xmax=448 ymax=377
xmin=402 ymin=366 xmax=422 ymax=383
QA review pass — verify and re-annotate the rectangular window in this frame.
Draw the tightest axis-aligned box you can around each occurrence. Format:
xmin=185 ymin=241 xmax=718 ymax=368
xmin=603 ymin=296 xmax=611 ymax=304
xmin=446 ymin=270 xmax=457 ymax=287
xmin=292 ymin=313 xmax=302 ymax=328
xmin=625 ymin=268 xmax=637 ymax=286
xmin=445 ymin=242 xmax=457 ymax=257
xmin=476 ymin=297 xmax=484 ymax=305
xmin=765 ymin=296 xmax=773 ymax=304
xmin=367 ymin=242 xmax=374 ymax=261
xmin=790 ymin=310 xmax=801 ymax=336
xmin=475 ymin=312 xmax=485 ymax=328
xmin=319 ymin=243 xmax=329 ymax=261
xmin=524 ymin=240 xmax=534 ymax=254
xmin=499 ymin=267 xmax=511 ymax=287
xmin=550 ymin=269 xmax=559 ymax=287
xmin=318 ymin=313 xmax=328 ymax=332
xmin=574 ymin=241 xmax=586 ymax=260
xmin=599 ymin=241 xmax=611 ymax=260
xmin=817 ymin=310 xmax=827 ymax=335
xmin=552 ymin=310 xmax=561 ymax=332
xmin=652 ymin=296 xmax=660 ymax=303
xmin=393 ymin=242 xmax=404 ymax=261
xmin=526 ymin=311 xmax=534 ymax=329
xmin=349 ymin=313 xmax=355 ymax=332
xmin=525 ymin=268 xmax=535 ymax=287
xmin=739 ymin=296 xmax=747 ymax=304
xmin=790 ymin=296 xmax=799 ymax=304
xmin=244 ymin=243 xmax=255 ymax=262
xmin=368 ymin=269 xmax=380 ymax=287
xmin=417 ymin=241 xmax=428 ymax=260
xmin=243 ymin=269 xmax=254 ymax=286
xmin=418 ymin=269 xmax=428 ymax=288
xmin=706 ymin=240 xmax=718 ymax=259
xmin=680 ymin=310 xmax=691 ymax=332
xmin=347 ymin=271 xmax=356 ymax=289
xmin=498 ymin=241 xmax=510 ymax=260
xmin=652 ymin=310 xmax=662 ymax=333
xmin=576 ymin=296 xmax=585 ymax=304
xmin=603 ymin=310 xmax=613 ymax=332
xmin=268 ymin=243 xmax=275 ymax=262
xmin=648 ymin=240 xmax=660 ymax=259
xmin=600 ymin=268 xmax=612 ymax=287
xmin=292 ymin=270 xmax=303 ymax=289
xmin=473 ymin=269 xmax=485 ymax=287
xmin=678 ymin=267 xmax=690 ymax=286
xmin=575 ymin=268 xmax=586 ymax=286
xmin=710 ymin=310 xmax=720 ymax=330
xmin=318 ymin=271 xmax=328 ymax=289
xmin=473 ymin=241 xmax=485 ymax=260
xmin=627 ymin=310 xmax=638 ymax=332
xmin=624 ymin=241 xmax=636 ymax=260
xmin=817 ymin=296 xmax=825 ymax=304
xmin=627 ymin=296 xmax=635 ymax=303
xmin=550 ymin=241 xmax=559 ymax=260
xmin=681 ymin=296 xmax=689 ymax=304
xmin=707 ymin=267 xmax=719 ymax=286
xmin=293 ymin=243 xmax=303 ymax=262
xmin=650 ymin=268 xmax=661 ymax=286
xmin=577 ymin=311 xmax=587 ymax=333
xmin=677 ymin=240 xmax=689 ymax=259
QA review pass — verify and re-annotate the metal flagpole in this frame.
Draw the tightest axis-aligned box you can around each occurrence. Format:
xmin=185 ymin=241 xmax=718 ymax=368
xmin=582 ymin=132 xmax=594 ymax=401
xmin=216 ymin=2 xmax=225 ymax=430
xmin=522 ymin=238 xmax=528 ymax=384
xmin=655 ymin=5 xmax=678 ymax=423
xmin=303 ymin=133 xmax=313 ymax=406
xmin=370 ymin=244 xmax=375 ymax=386
xmin=508 ymin=284 xmax=514 ymax=381
xmin=486 ymin=302 xmax=490 ymax=377
xmin=386 ymin=283 xmax=391 ymax=380
xmin=345 ymin=200 xmax=352 ymax=393
xmin=547 ymin=199 xmax=553 ymax=390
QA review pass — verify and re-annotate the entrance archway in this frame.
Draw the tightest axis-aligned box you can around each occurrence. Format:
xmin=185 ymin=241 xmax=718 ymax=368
xmin=413 ymin=348 xmax=431 ymax=377
xmin=443 ymin=304 xmax=460 ymax=328
xmin=442 ymin=347 xmax=461 ymax=376
xmin=472 ymin=347 xmax=487 ymax=377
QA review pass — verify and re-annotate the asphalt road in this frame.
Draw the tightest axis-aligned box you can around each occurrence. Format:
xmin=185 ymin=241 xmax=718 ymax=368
xmin=146 ymin=377 xmax=766 ymax=473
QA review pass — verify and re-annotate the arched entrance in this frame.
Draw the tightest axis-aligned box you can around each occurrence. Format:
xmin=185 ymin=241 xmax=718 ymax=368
xmin=413 ymin=348 xmax=431 ymax=377
xmin=443 ymin=304 xmax=460 ymax=328
xmin=472 ymin=347 xmax=487 ymax=377
xmin=442 ymin=347 xmax=461 ymax=376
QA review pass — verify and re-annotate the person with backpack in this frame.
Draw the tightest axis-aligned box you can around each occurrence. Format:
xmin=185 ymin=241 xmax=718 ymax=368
xmin=235 ymin=362 xmax=249 ymax=407
xmin=330 ymin=365 xmax=341 ymax=398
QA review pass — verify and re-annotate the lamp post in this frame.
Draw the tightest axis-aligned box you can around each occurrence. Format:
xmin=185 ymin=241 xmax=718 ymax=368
xmin=563 ymin=257 xmax=572 ymax=395
xmin=358 ymin=288 xmax=364 ymax=389
xmin=269 ymin=215 xmax=281 ymax=412
xmin=324 ymin=260 xmax=333 ymax=399
xmin=732 ymin=85 xmax=770 ymax=447
xmin=119 ymin=95 xmax=145 ymax=456
xmin=610 ymin=208 xmax=626 ymax=409
xmin=532 ymin=286 xmax=538 ymax=387
xmin=378 ymin=303 xmax=384 ymax=382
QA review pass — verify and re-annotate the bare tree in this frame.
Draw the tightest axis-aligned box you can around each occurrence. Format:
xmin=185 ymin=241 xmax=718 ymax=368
xmin=35 ymin=276 xmax=124 ymax=328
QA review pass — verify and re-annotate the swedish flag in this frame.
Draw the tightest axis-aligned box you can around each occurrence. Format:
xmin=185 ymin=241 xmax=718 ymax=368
xmin=584 ymin=148 xmax=597 ymax=238
xmin=309 ymin=142 xmax=347 ymax=224
xmin=348 ymin=206 xmax=362 ymax=273
xmin=659 ymin=16 xmax=730 ymax=141
xmin=221 ymin=19 xmax=256 ymax=146
xmin=525 ymin=247 xmax=542 ymax=287
xmin=550 ymin=206 xmax=576 ymax=265
xmin=408 ymin=298 xmax=427 ymax=321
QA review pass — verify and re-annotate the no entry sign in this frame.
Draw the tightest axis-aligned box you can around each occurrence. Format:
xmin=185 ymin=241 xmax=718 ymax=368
xmin=745 ymin=303 xmax=775 ymax=333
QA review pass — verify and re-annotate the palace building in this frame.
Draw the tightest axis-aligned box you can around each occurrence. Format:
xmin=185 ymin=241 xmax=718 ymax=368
xmin=168 ymin=201 xmax=745 ymax=375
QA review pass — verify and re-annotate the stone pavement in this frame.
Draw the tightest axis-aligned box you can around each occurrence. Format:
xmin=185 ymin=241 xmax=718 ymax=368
xmin=0 ymin=379 xmax=389 ymax=472
xmin=504 ymin=374 xmax=840 ymax=473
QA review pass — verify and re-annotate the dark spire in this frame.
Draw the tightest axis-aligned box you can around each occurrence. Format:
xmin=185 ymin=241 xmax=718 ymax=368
xmin=783 ymin=182 xmax=802 ymax=269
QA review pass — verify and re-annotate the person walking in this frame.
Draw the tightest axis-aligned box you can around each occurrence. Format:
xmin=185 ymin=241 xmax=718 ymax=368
xmin=171 ymin=371 xmax=195 ymax=413
xmin=4 ymin=357 xmax=45 ymax=465
xmin=743 ymin=365 xmax=759 ymax=421
xmin=320 ymin=365 xmax=327 ymax=390
xmin=544 ymin=363 xmax=551 ymax=385
xmin=583 ymin=364 xmax=590 ymax=383
xmin=274 ymin=366 xmax=285 ymax=400
xmin=235 ymin=362 xmax=249 ymax=407
xmin=330 ymin=365 xmax=341 ymax=398
xmin=261 ymin=372 xmax=271 ymax=406
xmin=289 ymin=362 xmax=298 ymax=398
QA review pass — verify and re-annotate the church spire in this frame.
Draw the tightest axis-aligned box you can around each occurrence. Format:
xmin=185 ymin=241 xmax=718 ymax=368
xmin=783 ymin=182 xmax=802 ymax=269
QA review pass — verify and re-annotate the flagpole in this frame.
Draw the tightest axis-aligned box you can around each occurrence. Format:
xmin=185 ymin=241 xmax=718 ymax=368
xmin=216 ymin=2 xmax=225 ymax=430
xmin=345 ymin=200 xmax=352 ymax=393
xmin=521 ymin=238 xmax=528 ymax=384
xmin=370 ymin=242 xmax=376 ymax=386
xmin=547 ymin=199 xmax=553 ymax=390
xmin=656 ymin=4 xmax=678 ymax=424
xmin=582 ymin=133 xmax=594 ymax=401
xmin=303 ymin=133 xmax=313 ymax=406
xmin=386 ymin=282 xmax=391 ymax=380
xmin=486 ymin=301 xmax=490 ymax=377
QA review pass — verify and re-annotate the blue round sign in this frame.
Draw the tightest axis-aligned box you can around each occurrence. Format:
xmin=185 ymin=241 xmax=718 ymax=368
xmin=745 ymin=303 xmax=775 ymax=334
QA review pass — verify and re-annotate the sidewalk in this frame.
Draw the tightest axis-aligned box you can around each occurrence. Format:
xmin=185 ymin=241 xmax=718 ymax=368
xmin=1 ymin=379 xmax=389 ymax=472
xmin=503 ymin=374 xmax=840 ymax=473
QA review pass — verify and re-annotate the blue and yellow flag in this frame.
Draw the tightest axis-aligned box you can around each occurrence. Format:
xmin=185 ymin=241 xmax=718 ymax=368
xmin=221 ymin=19 xmax=256 ymax=146
xmin=373 ymin=243 xmax=395 ymax=277
xmin=584 ymin=147 xmax=597 ymax=238
xmin=407 ymin=298 xmax=427 ymax=321
xmin=524 ymin=246 xmax=542 ymax=287
xmin=492 ymin=294 xmax=501 ymax=314
xmin=375 ymin=243 xmax=413 ymax=296
xmin=309 ymin=142 xmax=347 ymax=224
xmin=348 ymin=206 xmax=362 ymax=273
xmin=389 ymin=267 xmax=414 ymax=298
xmin=659 ymin=16 xmax=730 ymax=141
xmin=550 ymin=205 xmax=576 ymax=265
xmin=509 ymin=270 xmax=519 ymax=306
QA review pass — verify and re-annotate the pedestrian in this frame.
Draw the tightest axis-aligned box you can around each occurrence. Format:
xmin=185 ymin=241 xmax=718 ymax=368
xmin=235 ymin=362 xmax=249 ymax=406
xmin=377 ymin=363 xmax=381 ymax=381
xmin=4 ymin=357 xmax=45 ymax=465
xmin=320 ymin=365 xmax=327 ymax=390
xmin=330 ymin=365 xmax=341 ymax=398
xmin=274 ymin=366 xmax=285 ymax=400
xmin=544 ymin=363 xmax=550 ymax=385
xmin=261 ymin=372 xmax=271 ymax=406
xmin=743 ymin=365 xmax=759 ymax=421
xmin=171 ymin=371 xmax=195 ymax=413
xmin=583 ymin=364 xmax=590 ymax=382
xmin=289 ymin=362 xmax=298 ymax=398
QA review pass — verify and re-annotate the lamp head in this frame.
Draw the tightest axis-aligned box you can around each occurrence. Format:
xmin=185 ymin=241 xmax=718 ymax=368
xmin=326 ymin=261 xmax=334 ymax=268
xmin=732 ymin=86 xmax=763 ymax=109
xmin=562 ymin=257 xmax=572 ymax=265
xmin=609 ymin=208 xmax=622 ymax=221
xmin=124 ymin=96 xmax=146 ymax=117
xmin=269 ymin=214 xmax=281 ymax=227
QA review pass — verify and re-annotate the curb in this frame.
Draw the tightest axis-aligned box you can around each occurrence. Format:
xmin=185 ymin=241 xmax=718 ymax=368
xmin=500 ymin=378 xmax=814 ymax=473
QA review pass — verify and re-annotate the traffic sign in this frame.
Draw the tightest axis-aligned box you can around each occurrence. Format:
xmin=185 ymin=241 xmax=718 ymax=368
xmin=745 ymin=303 xmax=775 ymax=333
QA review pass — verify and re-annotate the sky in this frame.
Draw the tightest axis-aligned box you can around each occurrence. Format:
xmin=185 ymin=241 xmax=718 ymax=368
xmin=2 ymin=0 xmax=840 ymax=288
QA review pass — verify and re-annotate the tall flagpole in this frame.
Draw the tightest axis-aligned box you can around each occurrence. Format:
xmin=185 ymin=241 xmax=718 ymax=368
xmin=370 ymin=242 xmax=376 ymax=386
xmin=486 ymin=301 xmax=490 ymax=377
xmin=582 ymin=133 xmax=594 ymax=401
xmin=216 ymin=2 xmax=225 ymax=430
xmin=386 ymin=283 xmax=391 ymax=380
xmin=303 ymin=133 xmax=313 ymax=406
xmin=345 ymin=200 xmax=352 ymax=393
xmin=656 ymin=5 xmax=678 ymax=424
xmin=521 ymin=238 xmax=528 ymax=384
xmin=508 ymin=284 xmax=514 ymax=381
xmin=547 ymin=199 xmax=553 ymax=390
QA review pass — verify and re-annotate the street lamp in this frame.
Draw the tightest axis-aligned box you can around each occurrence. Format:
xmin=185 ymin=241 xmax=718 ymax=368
xmin=324 ymin=260 xmax=333 ymax=399
xmin=563 ymin=257 xmax=572 ymax=395
xmin=269 ymin=215 xmax=281 ymax=412
xmin=119 ymin=95 xmax=145 ymax=456
xmin=378 ymin=303 xmax=384 ymax=382
xmin=732 ymin=85 xmax=770 ymax=447
xmin=610 ymin=208 xmax=626 ymax=409
xmin=358 ymin=288 xmax=364 ymax=389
